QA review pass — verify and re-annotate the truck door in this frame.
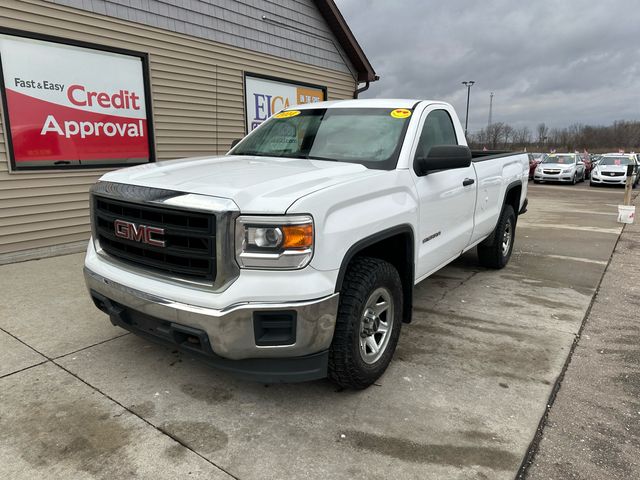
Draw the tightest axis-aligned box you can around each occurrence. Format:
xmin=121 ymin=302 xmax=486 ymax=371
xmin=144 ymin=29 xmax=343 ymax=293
xmin=411 ymin=108 xmax=477 ymax=278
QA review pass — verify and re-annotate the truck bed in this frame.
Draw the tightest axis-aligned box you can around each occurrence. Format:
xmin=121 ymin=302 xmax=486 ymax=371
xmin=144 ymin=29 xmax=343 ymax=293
xmin=471 ymin=150 xmax=524 ymax=162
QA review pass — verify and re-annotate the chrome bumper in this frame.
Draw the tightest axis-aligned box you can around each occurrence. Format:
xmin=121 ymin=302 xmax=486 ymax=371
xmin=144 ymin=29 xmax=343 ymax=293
xmin=84 ymin=267 xmax=339 ymax=360
xmin=591 ymin=176 xmax=627 ymax=184
xmin=534 ymin=173 xmax=573 ymax=182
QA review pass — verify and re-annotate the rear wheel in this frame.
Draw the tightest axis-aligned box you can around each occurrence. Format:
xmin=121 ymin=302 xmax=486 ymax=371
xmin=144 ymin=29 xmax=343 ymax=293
xmin=328 ymin=257 xmax=403 ymax=389
xmin=477 ymin=205 xmax=516 ymax=269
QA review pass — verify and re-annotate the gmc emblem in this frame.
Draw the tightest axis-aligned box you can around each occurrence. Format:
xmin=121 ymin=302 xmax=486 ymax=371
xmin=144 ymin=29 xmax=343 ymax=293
xmin=114 ymin=220 xmax=166 ymax=247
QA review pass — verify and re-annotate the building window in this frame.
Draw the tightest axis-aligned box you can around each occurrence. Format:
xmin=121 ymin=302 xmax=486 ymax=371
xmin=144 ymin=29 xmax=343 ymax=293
xmin=244 ymin=73 xmax=326 ymax=133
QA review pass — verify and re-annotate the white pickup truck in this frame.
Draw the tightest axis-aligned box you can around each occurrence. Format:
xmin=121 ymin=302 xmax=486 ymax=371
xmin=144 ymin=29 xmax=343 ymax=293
xmin=85 ymin=99 xmax=528 ymax=389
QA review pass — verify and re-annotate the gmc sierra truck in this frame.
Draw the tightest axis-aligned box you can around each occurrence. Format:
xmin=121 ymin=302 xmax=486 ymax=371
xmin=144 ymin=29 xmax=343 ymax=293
xmin=85 ymin=99 xmax=528 ymax=389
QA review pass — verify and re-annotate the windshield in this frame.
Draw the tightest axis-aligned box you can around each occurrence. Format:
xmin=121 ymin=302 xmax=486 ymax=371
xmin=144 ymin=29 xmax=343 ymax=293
xmin=600 ymin=156 xmax=633 ymax=166
xmin=231 ymin=108 xmax=412 ymax=169
xmin=541 ymin=155 xmax=576 ymax=164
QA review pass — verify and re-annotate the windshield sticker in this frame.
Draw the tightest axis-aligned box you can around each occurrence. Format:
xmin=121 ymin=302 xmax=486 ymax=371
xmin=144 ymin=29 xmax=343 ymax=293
xmin=274 ymin=110 xmax=301 ymax=119
xmin=390 ymin=108 xmax=412 ymax=119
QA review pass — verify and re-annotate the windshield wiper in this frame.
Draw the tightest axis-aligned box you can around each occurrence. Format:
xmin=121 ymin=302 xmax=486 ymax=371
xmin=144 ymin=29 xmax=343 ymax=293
xmin=233 ymin=152 xmax=290 ymax=158
xmin=305 ymin=155 xmax=339 ymax=162
xmin=233 ymin=151 xmax=339 ymax=162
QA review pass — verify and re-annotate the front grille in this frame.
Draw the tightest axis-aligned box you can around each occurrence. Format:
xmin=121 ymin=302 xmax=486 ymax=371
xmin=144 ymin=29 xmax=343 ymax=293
xmin=93 ymin=196 xmax=216 ymax=282
xmin=543 ymin=169 xmax=560 ymax=174
xmin=604 ymin=171 xmax=624 ymax=177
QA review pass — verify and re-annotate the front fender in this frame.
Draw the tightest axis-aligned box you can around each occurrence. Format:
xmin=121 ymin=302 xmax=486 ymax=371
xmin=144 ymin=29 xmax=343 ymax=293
xmin=286 ymin=170 xmax=419 ymax=274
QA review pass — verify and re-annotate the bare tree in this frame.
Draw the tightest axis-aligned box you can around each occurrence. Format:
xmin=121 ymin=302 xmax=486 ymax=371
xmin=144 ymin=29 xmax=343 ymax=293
xmin=514 ymin=126 xmax=532 ymax=146
xmin=468 ymin=119 xmax=640 ymax=152
xmin=485 ymin=122 xmax=505 ymax=149
xmin=502 ymin=125 xmax=514 ymax=148
xmin=536 ymin=123 xmax=549 ymax=145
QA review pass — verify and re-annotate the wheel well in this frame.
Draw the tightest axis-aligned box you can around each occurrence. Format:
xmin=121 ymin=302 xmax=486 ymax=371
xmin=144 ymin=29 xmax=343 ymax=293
xmin=336 ymin=227 xmax=414 ymax=323
xmin=504 ymin=183 xmax=522 ymax=218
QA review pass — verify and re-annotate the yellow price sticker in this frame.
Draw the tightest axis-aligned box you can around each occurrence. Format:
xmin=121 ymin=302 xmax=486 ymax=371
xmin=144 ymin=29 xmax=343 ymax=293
xmin=274 ymin=110 xmax=301 ymax=119
xmin=390 ymin=108 xmax=412 ymax=119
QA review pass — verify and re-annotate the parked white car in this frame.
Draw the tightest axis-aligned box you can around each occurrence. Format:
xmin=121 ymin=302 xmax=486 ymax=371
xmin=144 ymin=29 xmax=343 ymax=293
xmin=84 ymin=99 xmax=528 ymax=388
xmin=590 ymin=153 xmax=639 ymax=187
xmin=533 ymin=153 xmax=586 ymax=184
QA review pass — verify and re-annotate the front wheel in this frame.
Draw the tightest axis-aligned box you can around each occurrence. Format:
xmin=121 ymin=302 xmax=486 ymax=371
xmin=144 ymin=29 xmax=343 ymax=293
xmin=572 ymin=174 xmax=577 ymax=185
xmin=328 ymin=257 xmax=403 ymax=389
xmin=477 ymin=205 xmax=516 ymax=269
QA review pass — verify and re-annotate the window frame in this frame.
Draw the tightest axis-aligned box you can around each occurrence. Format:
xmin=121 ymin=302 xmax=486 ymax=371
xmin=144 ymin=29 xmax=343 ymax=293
xmin=412 ymin=107 xmax=460 ymax=175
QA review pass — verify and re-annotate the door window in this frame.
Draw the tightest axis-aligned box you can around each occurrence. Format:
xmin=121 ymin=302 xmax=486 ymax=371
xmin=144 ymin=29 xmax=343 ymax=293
xmin=415 ymin=109 xmax=458 ymax=160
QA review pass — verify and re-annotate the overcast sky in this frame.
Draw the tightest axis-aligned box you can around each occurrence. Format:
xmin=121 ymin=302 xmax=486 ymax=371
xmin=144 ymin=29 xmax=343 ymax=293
xmin=335 ymin=0 xmax=640 ymax=134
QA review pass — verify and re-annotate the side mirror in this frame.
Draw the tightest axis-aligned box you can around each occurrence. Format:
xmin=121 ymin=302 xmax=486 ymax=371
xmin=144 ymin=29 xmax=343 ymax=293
xmin=415 ymin=145 xmax=472 ymax=176
xmin=230 ymin=138 xmax=243 ymax=149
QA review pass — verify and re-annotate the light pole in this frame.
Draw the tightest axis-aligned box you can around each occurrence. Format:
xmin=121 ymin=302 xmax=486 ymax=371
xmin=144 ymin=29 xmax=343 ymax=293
xmin=488 ymin=92 xmax=494 ymax=128
xmin=462 ymin=81 xmax=475 ymax=136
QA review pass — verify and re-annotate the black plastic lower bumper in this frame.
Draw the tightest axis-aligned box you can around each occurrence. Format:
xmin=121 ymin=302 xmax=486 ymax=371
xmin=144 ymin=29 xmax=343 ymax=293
xmin=90 ymin=290 xmax=328 ymax=383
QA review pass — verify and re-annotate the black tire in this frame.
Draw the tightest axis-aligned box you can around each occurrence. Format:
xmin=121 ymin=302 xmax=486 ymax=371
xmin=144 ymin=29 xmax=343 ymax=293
xmin=571 ymin=174 xmax=577 ymax=185
xmin=477 ymin=205 xmax=516 ymax=269
xmin=590 ymin=181 xmax=596 ymax=187
xmin=328 ymin=257 xmax=403 ymax=389
xmin=533 ymin=180 xmax=540 ymax=184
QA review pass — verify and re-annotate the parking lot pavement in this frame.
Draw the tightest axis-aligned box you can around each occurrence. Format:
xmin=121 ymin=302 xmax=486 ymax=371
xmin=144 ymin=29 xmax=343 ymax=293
xmin=0 ymin=254 xmax=127 ymax=358
xmin=0 ymin=329 xmax=46 ymax=377
xmin=525 ymin=192 xmax=640 ymax=480
xmin=0 ymin=363 xmax=233 ymax=479
xmin=0 ymin=182 xmax=630 ymax=479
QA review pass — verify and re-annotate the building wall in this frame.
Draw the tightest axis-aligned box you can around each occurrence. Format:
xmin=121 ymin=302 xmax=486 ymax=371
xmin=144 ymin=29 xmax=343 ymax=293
xmin=0 ymin=0 xmax=357 ymax=262
xmin=48 ymin=0 xmax=356 ymax=77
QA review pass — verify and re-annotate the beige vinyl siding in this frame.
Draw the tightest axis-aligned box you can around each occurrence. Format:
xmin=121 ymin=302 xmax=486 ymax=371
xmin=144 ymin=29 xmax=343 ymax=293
xmin=0 ymin=0 xmax=357 ymax=258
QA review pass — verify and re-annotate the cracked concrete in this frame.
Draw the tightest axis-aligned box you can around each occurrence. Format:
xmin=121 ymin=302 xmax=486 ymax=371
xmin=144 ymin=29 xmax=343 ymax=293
xmin=0 ymin=182 xmax=630 ymax=479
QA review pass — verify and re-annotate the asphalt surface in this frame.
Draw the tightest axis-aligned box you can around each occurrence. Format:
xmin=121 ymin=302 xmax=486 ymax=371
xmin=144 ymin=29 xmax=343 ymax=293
xmin=0 ymin=181 xmax=632 ymax=479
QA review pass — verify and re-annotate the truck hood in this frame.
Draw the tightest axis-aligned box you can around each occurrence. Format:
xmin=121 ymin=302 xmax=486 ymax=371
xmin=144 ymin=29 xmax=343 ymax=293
xmin=100 ymin=155 xmax=382 ymax=213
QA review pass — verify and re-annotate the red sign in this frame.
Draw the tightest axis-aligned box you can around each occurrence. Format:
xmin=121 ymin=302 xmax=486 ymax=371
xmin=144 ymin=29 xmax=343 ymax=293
xmin=0 ymin=33 xmax=152 ymax=169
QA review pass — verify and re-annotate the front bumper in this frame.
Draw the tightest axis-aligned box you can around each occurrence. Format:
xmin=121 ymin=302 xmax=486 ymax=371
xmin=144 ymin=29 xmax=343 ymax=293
xmin=84 ymin=267 xmax=339 ymax=381
xmin=533 ymin=172 xmax=574 ymax=182
xmin=590 ymin=174 xmax=631 ymax=185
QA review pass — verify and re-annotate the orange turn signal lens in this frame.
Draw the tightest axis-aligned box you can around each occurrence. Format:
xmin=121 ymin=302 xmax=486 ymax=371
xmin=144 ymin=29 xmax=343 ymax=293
xmin=282 ymin=223 xmax=313 ymax=249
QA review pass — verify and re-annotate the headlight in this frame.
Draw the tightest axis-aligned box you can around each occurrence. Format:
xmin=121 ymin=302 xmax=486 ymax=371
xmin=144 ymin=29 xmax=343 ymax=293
xmin=562 ymin=167 xmax=574 ymax=173
xmin=235 ymin=215 xmax=313 ymax=269
xmin=536 ymin=166 xmax=542 ymax=172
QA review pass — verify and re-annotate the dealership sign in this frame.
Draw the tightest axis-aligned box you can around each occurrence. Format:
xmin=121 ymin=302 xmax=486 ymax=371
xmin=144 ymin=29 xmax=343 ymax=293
xmin=0 ymin=33 xmax=152 ymax=169
xmin=245 ymin=75 xmax=325 ymax=132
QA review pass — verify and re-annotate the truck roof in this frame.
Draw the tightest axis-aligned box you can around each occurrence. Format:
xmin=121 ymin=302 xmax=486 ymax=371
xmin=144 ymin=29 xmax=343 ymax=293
xmin=293 ymin=99 xmax=445 ymax=109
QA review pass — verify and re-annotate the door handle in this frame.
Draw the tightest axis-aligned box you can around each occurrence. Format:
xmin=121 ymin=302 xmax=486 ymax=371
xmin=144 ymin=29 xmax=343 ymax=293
xmin=463 ymin=178 xmax=475 ymax=186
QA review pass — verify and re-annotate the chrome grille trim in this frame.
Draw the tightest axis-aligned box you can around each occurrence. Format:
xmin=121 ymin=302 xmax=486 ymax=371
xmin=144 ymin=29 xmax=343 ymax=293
xmin=90 ymin=181 xmax=240 ymax=292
